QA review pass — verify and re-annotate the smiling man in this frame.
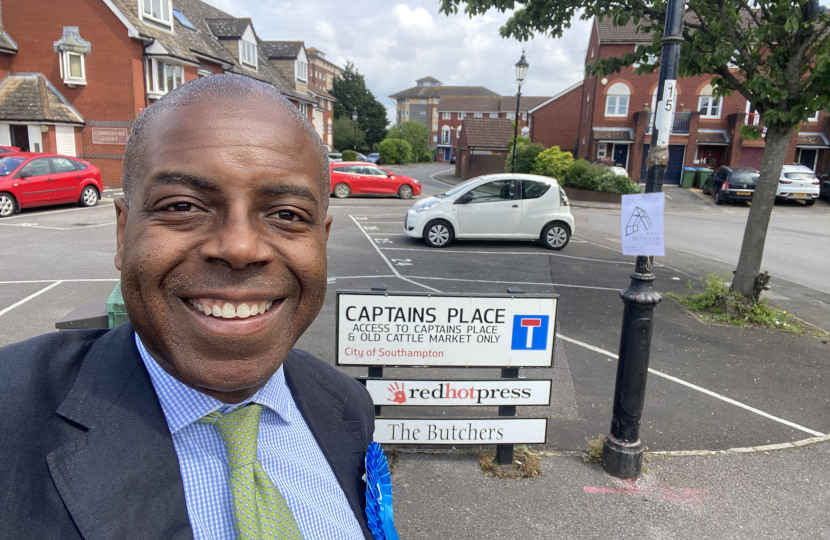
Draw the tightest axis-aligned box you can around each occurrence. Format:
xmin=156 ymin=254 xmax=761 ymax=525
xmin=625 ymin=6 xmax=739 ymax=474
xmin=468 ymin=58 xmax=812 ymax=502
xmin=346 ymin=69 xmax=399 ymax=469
xmin=0 ymin=75 xmax=375 ymax=539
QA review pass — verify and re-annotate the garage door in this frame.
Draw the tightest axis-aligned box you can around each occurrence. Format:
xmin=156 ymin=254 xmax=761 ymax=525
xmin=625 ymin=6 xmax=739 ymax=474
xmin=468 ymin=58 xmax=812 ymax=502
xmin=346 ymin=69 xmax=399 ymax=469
xmin=739 ymin=147 xmax=764 ymax=170
xmin=55 ymin=125 xmax=76 ymax=156
xmin=640 ymin=144 xmax=686 ymax=184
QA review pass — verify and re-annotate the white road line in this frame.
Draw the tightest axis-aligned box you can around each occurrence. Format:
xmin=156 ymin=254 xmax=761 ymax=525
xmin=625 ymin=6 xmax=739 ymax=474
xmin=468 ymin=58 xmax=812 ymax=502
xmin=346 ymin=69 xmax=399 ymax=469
xmin=327 ymin=275 xmax=397 ymax=281
xmin=2 ymin=203 xmax=114 ymax=220
xmin=0 ymin=279 xmax=119 ymax=284
xmin=355 ymin=222 xmax=405 ymax=224
xmin=408 ymin=275 xmax=621 ymax=291
xmin=379 ymin=247 xmax=632 ymax=265
xmin=0 ymin=281 xmax=64 ymax=317
xmin=348 ymin=215 xmax=441 ymax=292
xmin=558 ymin=334 xmax=826 ymax=437
xmin=0 ymin=221 xmax=117 ymax=231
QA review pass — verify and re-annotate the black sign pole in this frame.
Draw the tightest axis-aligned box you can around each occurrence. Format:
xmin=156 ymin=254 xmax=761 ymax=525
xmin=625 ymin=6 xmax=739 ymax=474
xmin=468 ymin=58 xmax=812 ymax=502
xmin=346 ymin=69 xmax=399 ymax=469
xmin=601 ymin=0 xmax=685 ymax=479
xmin=497 ymin=286 xmax=525 ymax=465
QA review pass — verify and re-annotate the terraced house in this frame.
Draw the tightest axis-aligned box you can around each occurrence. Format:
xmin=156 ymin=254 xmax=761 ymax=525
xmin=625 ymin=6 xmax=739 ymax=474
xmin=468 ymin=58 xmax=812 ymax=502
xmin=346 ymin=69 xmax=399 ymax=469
xmin=0 ymin=0 xmax=335 ymax=185
xmin=531 ymin=17 xmax=830 ymax=183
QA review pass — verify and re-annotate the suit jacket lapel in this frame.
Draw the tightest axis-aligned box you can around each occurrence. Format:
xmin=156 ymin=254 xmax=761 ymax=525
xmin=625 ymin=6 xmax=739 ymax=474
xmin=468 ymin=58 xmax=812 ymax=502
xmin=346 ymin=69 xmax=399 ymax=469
xmin=48 ymin=323 xmax=193 ymax=540
xmin=284 ymin=351 xmax=372 ymax=539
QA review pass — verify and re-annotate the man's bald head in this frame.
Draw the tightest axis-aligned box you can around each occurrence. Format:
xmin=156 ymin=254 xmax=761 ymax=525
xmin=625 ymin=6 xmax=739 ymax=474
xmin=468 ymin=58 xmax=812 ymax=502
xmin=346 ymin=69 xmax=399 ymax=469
xmin=122 ymin=73 xmax=330 ymax=205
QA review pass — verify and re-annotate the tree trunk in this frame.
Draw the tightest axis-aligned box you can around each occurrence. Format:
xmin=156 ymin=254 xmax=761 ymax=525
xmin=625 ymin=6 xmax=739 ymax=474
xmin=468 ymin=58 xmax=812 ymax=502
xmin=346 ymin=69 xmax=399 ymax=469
xmin=730 ymin=125 xmax=793 ymax=301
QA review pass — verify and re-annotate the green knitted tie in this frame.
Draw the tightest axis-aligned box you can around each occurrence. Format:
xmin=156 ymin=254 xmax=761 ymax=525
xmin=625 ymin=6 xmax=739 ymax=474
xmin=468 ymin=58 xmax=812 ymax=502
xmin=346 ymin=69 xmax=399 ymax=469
xmin=201 ymin=404 xmax=304 ymax=540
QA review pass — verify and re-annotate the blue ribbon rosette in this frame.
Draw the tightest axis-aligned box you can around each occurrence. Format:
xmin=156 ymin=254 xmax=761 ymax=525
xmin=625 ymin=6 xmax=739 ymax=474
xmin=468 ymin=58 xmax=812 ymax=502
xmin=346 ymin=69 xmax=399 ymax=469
xmin=365 ymin=442 xmax=400 ymax=540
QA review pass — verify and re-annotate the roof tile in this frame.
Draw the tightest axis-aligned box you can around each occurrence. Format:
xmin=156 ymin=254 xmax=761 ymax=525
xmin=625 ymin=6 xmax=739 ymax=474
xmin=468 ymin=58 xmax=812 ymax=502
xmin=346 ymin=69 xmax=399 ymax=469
xmin=461 ymin=118 xmax=514 ymax=149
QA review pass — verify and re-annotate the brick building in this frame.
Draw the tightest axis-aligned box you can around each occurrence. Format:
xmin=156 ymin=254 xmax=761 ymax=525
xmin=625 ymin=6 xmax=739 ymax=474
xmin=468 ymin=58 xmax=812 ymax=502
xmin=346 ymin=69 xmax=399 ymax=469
xmin=389 ymin=76 xmax=500 ymax=153
xmin=0 ymin=0 xmax=329 ymax=186
xmin=532 ymin=18 xmax=830 ymax=183
xmin=306 ymin=47 xmax=341 ymax=91
xmin=435 ymin=95 xmax=549 ymax=162
xmin=454 ymin=117 xmax=514 ymax=179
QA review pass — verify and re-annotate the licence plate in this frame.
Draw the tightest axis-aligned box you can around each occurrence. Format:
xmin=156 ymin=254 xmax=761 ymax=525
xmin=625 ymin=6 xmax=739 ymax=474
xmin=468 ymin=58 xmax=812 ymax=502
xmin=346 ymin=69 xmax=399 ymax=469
xmin=736 ymin=191 xmax=751 ymax=196
xmin=793 ymin=193 xmax=808 ymax=198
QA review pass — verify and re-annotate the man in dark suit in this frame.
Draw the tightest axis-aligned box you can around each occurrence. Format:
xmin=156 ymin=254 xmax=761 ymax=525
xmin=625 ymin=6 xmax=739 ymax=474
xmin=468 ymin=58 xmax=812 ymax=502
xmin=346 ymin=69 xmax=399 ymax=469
xmin=0 ymin=74 xmax=375 ymax=539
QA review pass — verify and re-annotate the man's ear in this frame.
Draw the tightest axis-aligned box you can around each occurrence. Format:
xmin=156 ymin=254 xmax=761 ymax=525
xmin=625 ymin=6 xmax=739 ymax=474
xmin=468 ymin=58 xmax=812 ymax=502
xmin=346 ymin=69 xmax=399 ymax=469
xmin=114 ymin=197 xmax=129 ymax=270
xmin=324 ymin=213 xmax=333 ymax=243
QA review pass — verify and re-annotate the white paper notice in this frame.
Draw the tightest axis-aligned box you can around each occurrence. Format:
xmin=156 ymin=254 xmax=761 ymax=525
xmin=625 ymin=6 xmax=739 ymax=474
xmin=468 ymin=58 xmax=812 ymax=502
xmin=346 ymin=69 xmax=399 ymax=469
xmin=621 ymin=192 xmax=665 ymax=256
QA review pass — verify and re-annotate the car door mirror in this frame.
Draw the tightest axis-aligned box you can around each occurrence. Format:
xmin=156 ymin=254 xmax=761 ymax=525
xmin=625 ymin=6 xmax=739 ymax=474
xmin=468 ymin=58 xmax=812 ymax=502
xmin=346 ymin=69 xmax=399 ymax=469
xmin=455 ymin=192 xmax=473 ymax=204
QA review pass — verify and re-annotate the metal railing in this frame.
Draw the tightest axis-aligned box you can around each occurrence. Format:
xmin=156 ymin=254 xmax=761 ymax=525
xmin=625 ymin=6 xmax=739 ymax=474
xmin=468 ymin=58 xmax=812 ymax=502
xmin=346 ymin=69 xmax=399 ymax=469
xmin=745 ymin=112 xmax=761 ymax=126
xmin=645 ymin=111 xmax=691 ymax=134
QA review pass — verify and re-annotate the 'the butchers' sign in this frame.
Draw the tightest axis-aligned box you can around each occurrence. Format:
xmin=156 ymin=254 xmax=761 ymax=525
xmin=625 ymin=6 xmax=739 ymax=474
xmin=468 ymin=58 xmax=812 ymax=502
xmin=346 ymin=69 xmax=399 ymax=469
xmin=366 ymin=379 xmax=552 ymax=406
xmin=336 ymin=292 xmax=558 ymax=367
xmin=374 ymin=418 xmax=547 ymax=445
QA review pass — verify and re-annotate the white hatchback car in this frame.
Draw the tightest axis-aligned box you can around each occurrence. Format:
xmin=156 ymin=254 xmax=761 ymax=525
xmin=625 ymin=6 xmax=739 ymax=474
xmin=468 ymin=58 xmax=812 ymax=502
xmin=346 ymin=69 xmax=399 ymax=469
xmin=405 ymin=173 xmax=575 ymax=249
xmin=777 ymin=164 xmax=820 ymax=205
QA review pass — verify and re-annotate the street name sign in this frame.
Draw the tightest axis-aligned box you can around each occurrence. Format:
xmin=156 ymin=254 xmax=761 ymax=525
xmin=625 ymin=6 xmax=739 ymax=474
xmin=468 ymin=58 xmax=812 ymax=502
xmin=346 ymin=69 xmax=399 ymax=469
xmin=374 ymin=418 xmax=548 ymax=445
xmin=336 ymin=291 xmax=558 ymax=367
xmin=366 ymin=379 xmax=552 ymax=406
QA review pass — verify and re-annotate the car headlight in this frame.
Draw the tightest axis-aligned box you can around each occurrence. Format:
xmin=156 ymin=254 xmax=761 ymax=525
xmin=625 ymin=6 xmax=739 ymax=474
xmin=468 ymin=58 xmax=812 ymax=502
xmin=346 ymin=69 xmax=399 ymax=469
xmin=414 ymin=199 xmax=441 ymax=212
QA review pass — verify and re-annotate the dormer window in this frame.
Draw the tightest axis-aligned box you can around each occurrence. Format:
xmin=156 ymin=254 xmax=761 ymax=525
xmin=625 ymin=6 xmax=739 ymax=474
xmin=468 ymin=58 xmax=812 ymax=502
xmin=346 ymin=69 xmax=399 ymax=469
xmin=141 ymin=0 xmax=173 ymax=27
xmin=54 ymin=27 xmax=91 ymax=87
xmin=296 ymin=59 xmax=307 ymax=82
xmin=240 ymin=40 xmax=257 ymax=68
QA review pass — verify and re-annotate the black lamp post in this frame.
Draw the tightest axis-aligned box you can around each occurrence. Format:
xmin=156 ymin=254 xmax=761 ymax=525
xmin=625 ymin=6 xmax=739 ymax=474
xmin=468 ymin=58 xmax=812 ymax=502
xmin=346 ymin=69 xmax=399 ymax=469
xmin=510 ymin=51 xmax=529 ymax=173
xmin=352 ymin=108 xmax=358 ymax=151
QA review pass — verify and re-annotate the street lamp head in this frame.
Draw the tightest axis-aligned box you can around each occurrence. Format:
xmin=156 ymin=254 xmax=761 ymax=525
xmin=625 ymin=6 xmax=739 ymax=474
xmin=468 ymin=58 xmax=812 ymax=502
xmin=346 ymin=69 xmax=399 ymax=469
xmin=515 ymin=50 xmax=529 ymax=85
xmin=352 ymin=107 xmax=358 ymax=121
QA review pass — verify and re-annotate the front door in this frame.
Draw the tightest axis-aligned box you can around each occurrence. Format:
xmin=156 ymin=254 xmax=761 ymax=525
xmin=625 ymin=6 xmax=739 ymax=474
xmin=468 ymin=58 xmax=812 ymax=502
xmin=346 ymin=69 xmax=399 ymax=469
xmin=613 ymin=144 xmax=629 ymax=168
xmin=798 ymin=148 xmax=817 ymax=170
xmin=698 ymin=145 xmax=724 ymax=168
xmin=15 ymin=157 xmax=54 ymax=205
xmin=444 ymin=147 xmax=451 ymax=161
xmin=457 ymin=179 xmax=521 ymax=237
xmin=10 ymin=125 xmax=29 ymax=152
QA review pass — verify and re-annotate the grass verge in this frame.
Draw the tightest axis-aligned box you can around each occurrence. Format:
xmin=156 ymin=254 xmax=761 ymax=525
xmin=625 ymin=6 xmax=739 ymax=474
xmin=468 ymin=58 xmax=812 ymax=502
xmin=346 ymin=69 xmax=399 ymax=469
xmin=667 ymin=273 xmax=826 ymax=337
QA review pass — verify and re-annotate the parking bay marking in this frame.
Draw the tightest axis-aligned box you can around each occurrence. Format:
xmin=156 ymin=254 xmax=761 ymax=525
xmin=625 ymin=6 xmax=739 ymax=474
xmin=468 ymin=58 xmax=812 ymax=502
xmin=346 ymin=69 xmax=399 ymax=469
xmin=558 ymin=334 xmax=826 ymax=437
xmin=0 ymin=281 xmax=64 ymax=318
xmin=0 ymin=221 xmax=116 ymax=231
xmin=0 ymin=203 xmax=114 ymax=220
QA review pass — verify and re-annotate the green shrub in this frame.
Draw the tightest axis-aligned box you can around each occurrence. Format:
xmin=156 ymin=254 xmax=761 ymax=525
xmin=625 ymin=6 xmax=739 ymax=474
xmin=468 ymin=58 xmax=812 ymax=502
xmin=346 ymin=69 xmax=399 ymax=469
xmin=378 ymin=138 xmax=412 ymax=165
xmin=562 ymin=159 xmax=641 ymax=194
xmin=531 ymin=146 xmax=574 ymax=180
xmin=341 ymin=150 xmax=358 ymax=162
xmin=418 ymin=149 xmax=434 ymax=163
xmin=507 ymin=142 xmax=544 ymax=174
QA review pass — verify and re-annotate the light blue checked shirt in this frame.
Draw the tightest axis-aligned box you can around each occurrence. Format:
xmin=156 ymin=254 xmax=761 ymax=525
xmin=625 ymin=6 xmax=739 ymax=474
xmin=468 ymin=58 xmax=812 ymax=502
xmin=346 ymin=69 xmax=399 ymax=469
xmin=135 ymin=334 xmax=364 ymax=540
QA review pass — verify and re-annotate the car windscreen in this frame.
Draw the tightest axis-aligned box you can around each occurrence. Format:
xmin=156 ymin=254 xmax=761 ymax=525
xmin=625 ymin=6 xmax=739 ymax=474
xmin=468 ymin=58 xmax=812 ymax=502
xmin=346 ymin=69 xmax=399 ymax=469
xmin=438 ymin=178 xmax=481 ymax=198
xmin=784 ymin=172 xmax=816 ymax=180
xmin=0 ymin=157 xmax=26 ymax=176
xmin=731 ymin=171 xmax=759 ymax=183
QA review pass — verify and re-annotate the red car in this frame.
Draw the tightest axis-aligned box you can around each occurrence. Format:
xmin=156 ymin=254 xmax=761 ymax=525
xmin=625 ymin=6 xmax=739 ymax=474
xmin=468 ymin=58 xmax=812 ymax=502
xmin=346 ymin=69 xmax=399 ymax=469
xmin=0 ymin=153 xmax=104 ymax=217
xmin=330 ymin=162 xmax=421 ymax=199
xmin=0 ymin=145 xmax=20 ymax=156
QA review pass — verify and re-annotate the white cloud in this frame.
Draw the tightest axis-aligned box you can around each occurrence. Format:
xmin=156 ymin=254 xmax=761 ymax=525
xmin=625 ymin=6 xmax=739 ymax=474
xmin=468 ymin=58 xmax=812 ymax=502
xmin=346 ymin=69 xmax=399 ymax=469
xmin=200 ymin=0 xmax=591 ymax=124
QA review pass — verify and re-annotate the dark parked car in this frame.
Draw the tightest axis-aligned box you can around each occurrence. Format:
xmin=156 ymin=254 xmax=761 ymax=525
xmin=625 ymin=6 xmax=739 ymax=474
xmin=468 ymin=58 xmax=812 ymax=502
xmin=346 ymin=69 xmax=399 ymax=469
xmin=702 ymin=166 xmax=759 ymax=205
xmin=818 ymin=172 xmax=830 ymax=201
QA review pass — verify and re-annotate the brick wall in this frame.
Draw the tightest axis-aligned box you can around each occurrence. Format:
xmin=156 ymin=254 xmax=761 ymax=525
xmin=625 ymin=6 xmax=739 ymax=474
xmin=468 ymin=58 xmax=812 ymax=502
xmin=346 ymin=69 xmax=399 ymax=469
xmin=529 ymin=84 xmax=581 ymax=153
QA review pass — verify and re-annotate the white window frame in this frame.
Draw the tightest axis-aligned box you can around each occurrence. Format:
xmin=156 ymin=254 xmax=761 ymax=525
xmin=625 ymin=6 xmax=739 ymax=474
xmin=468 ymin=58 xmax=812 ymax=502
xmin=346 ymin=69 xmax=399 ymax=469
xmin=597 ymin=143 xmax=608 ymax=159
xmin=295 ymin=60 xmax=307 ymax=82
xmin=403 ymin=110 xmax=409 ymax=117
xmin=698 ymin=95 xmax=722 ymax=118
xmin=299 ymin=103 xmax=308 ymax=117
xmin=146 ymin=58 xmax=184 ymax=98
xmin=808 ymin=110 xmax=820 ymax=123
xmin=327 ymin=120 xmax=332 ymax=133
xmin=139 ymin=0 xmax=173 ymax=28
xmin=474 ymin=112 xmax=483 ymax=118
xmin=436 ymin=98 xmax=440 ymax=104
xmin=405 ymin=98 xmax=409 ymax=104
xmin=457 ymin=112 xmax=464 ymax=120
xmin=605 ymin=83 xmax=630 ymax=118
xmin=506 ymin=112 xmax=515 ymax=120
xmin=489 ymin=113 xmax=498 ymax=118
xmin=421 ymin=99 xmax=426 ymax=104
xmin=59 ymin=51 xmax=86 ymax=86
xmin=442 ymin=112 xmax=451 ymax=120
xmin=433 ymin=123 xmax=438 ymax=129
xmin=441 ymin=126 xmax=451 ymax=144
xmin=521 ymin=112 xmax=526 ymax=121
xmin=240 ymin=40 xmax=258 ymax=69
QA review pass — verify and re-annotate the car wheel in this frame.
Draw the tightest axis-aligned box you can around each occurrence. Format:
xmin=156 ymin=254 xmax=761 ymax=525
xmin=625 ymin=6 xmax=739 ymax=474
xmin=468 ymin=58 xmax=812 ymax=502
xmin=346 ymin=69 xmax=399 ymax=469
xmin=333 ymin=183 xmax=350 ymax=199
xmin=805 ymin=199 xmax=816 ymax=206
xmin=715 ymin=188 xmax=724 ymax=205
xmin=702 ymin=183 xmax=709 ymax=195
xmin=541 ymin=222 xmax=570 ymax=250
xmin=79 ymin=186 xmax=99 ymax=207
xmin=0 ymin=193 xmax=16 ymax=217
xmin=398 ymin=184 xmax=413 ymax=199
xmin=424 ymin=220 xmax=454 ymax=248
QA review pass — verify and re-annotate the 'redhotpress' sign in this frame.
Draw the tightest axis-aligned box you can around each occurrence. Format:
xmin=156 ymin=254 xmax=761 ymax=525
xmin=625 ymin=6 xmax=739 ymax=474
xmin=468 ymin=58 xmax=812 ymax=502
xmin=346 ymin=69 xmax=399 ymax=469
xmin=335 ymin=291 xmax=558 ymax=367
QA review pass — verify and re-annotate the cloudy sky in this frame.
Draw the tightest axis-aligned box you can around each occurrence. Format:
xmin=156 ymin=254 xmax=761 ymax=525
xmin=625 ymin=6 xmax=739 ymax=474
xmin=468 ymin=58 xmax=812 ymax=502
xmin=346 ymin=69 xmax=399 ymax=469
xmin=202 ymin=0 xmax=592 ymax=123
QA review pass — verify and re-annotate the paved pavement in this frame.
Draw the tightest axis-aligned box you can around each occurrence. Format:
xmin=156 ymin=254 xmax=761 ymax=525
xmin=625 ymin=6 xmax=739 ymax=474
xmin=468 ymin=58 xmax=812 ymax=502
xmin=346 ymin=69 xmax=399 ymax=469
xmin=1 ymin=162 xmax=828 ymax=536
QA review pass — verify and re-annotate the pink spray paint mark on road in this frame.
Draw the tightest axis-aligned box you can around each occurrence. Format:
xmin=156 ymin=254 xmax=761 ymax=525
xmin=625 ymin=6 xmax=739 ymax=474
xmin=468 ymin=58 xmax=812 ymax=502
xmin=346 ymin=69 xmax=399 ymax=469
xmin=583 ymin=479 xmax=709 ymax=503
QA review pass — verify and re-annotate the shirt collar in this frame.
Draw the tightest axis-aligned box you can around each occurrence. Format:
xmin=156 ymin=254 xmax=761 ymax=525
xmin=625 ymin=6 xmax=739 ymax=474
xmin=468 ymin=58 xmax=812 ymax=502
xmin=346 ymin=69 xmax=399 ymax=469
xmin=135 ymin=332 xmax=294 ymax=433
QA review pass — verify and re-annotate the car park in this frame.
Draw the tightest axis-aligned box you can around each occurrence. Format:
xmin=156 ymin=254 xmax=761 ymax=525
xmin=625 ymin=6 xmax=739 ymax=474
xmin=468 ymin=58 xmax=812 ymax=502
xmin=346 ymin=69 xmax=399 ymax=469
xmin=330 ymin=162 xmax=421 ymax=199
xmin=702 ymin=166 xmax=759 ymax=205
xmin=0 ymin=153 xmax=103 ymax=217
xmin=404 ymin=173 xmax=575 ymax=250
xmin=355 ymin=152 xmax=368 ymax=162
xmin=328 ymin=152 xmax=342 ymax=162
xmin=777 ymin=164 xmax=820 ymax=205
xmin=367 ymin=153 xmax=380 ymax=164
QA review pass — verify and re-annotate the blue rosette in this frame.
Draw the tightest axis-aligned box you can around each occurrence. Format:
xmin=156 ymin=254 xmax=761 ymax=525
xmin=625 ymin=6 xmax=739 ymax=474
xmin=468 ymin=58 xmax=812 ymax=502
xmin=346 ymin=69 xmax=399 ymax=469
xmin=365 ymin=442 xmax=400 ymax=540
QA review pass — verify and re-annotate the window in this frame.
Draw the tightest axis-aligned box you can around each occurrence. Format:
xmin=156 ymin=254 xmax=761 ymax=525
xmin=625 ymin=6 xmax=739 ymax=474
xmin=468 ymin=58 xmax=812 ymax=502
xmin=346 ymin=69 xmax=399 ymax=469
xmin=457 ymin=126 xmax=461 ymax=138
xmin=442 ymin=112 xmax=451 ymax=119
xmin=521 ymin=113 xmax=526 ymax=121
xmin=17 ymin=158 xmax=51 ymax=178
xmin=60 ymin=52 xmax=86 ymax=85
xmin=474 ymin=112 xmax=483 ymax=118
xmin=441 ymin=126 xmax=451 ymax=144
xmin=140 ymin=0 xmax=172 ymax=26
xmin=51 ymin=157 xmax=77 ymax=173
xmin=521 ymin=180 xmax=551 ymax=200
xmin=605 ymin=82 xmax=630 ymax=117
xmin=403 ymin=110 xmax=409 ymax=117
xmin=457 ymin=112 xmax=465 ymax=120
xmin=506 ymin=113 xmax=515 ymax=120
xmin=405 ymin=98 xmax=409 ymax=104
xmin=597 ymin=143 xmax=607 ymax=159
xmin=147 ymin=59 xmax=183 ymax=97
xmin=436 ymin=99 xmax=440 ymax=104
xmin=467 ymin=180 xmax=517 ymax=203
xmin=433 ymin=123 xmax=438 ymax=129
xmin=434 ymin=110 xmax=438 ymax=117
xmin=698 ymin=84 xmax=722 ymax=118
xmin=241 ymin=40 xmax=257 ymax=68
xmin=489 ymin=113 xmax=498 ymax=118
xmin=421 ymin=99 xmax=426 ymax=104
xmin=172 ymin=8 xmax=197 ymax=31
xmin=808 ymin=110 xmax=820 ymax=123
xmin=295 ymin=60 xmax=307 ymax=81
xmin=327 ymin=120 xmax=332 ymax=133
xmin=300 ymin=103 xmax=308 ymax=116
